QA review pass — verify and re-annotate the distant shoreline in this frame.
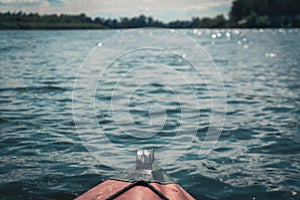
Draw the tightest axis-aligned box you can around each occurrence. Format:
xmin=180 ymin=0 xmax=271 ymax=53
xmin=1 ymin=0 xmax=299 ymax=29
xmin=1 ymin=27 xmax=299 ymax=31
xmin=1 ymin=14 xmax=299 ymax=30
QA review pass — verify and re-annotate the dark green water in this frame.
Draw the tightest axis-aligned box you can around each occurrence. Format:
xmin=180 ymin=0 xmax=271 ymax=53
xmin=0 ymin=29 xmax=299 ymax=199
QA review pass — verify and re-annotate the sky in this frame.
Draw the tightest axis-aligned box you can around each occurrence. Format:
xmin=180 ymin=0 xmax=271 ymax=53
xmin=0 ymin=0 xmax=233 ymax=21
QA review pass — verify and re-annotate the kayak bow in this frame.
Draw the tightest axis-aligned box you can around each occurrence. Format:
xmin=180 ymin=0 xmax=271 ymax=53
xmin=76 ymin=150 xmax=195 ymax=200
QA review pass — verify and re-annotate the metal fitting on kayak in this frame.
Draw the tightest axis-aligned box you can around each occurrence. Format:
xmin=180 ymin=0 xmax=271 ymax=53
xmin=136 ymin=149 xmax=154 ymax=171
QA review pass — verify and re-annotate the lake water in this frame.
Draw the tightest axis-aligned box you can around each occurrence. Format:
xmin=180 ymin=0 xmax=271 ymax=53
xmin=0 ymin=29 xmax=299 ymax=200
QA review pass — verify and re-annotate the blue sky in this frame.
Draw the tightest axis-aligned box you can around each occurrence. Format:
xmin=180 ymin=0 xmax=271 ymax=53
xmin=0 ymin=0 xmax=233 ymax=21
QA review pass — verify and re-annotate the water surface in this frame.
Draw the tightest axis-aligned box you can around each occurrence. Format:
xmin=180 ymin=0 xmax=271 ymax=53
xmin=0 ymin=29 xmax=299 ymax=199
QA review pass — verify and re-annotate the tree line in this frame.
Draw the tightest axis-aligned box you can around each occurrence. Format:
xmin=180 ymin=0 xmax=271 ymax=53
xmin=0 ymin=12 xmax=105 ymax=29
xmin=0 ymin=12 xmax=230 ymax=29
xmin=230 ymin=0 xmax=300 ymax=27
xmin=0 ymin=0 xmax=299 ymax=29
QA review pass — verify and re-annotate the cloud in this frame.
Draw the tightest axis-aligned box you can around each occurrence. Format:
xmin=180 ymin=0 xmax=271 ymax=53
xmin=0 ymin=0 xmax=40 ymax=5
xmin=0 ymin=0 xmax=233 ymax=21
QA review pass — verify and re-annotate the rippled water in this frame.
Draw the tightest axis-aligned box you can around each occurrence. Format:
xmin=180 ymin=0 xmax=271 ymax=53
xmin=1 ymin=29 xmax=299 ymax=200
